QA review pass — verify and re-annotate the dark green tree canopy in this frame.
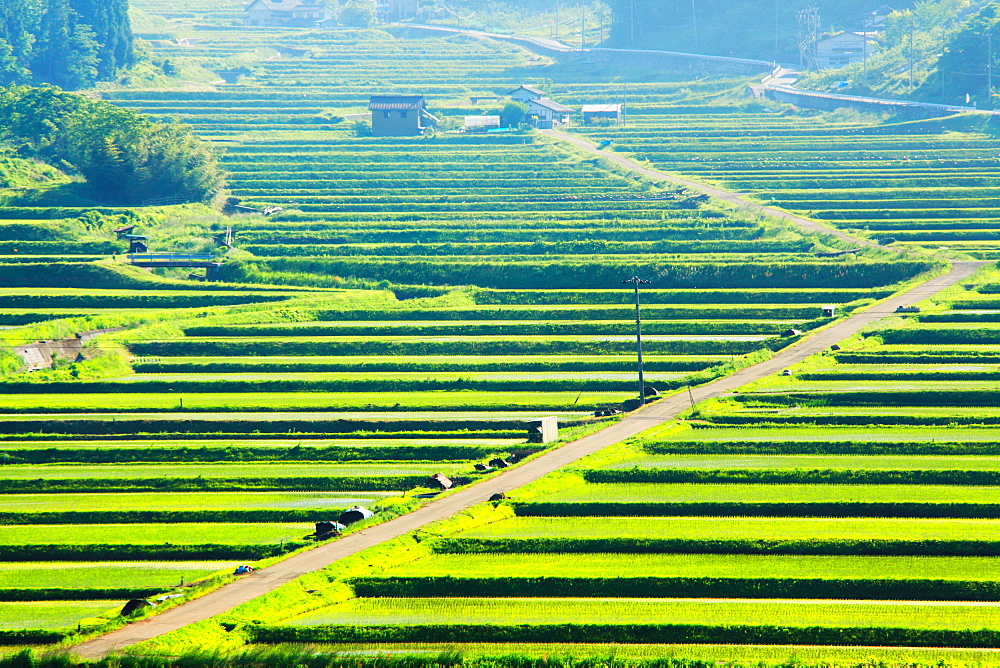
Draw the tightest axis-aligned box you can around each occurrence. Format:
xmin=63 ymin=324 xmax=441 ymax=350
xmin=0 ymin=0 xmax=133 ymax=89
xmin=0 ymin=85 xmax=227 ymax=205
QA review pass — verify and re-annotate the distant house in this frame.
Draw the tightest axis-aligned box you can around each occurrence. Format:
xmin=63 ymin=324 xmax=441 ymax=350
xmin=814 ymin=31 xmax=878 ymax=69
xmin=582 ymin=104 xmax=622 ymax=125
xmin=464 ymin=115 xmax=501 ymax=132
xmin=370 ymin=95 xmax=435 ymax=136
xmin=868 ymin=5 xmax=895 ymax=30
xmin=509 ymin=85 xmax=546 ymax=104
xmin=377 ymin=0 xmax=419 ymax=22
xmin=245 ymin=0 xmax=334 ymax=27
xmin=527 ymin=98 xmax=574 ymax=128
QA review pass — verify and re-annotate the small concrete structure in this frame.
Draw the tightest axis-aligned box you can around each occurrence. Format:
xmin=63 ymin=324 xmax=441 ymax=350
xmin=582 ymin=104 xmax=622 ymax=125
xmin=822 ymin=305 xmax=837 ymax=317
xmin=527 ymin=98 xmax=573 ymax=128
xmin=527 ymin=417 xmax=559 ymax=444
xmin=814 ymin=31 xmax=878 ymax=69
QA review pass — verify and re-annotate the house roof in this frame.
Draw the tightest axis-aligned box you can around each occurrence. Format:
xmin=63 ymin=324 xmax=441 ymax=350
xmin=817 ymin=31 xmax=869 ymax=45
xmin=465 ymin=115 xmax=501 ymax=127
xmin=510 ymin=84 xmax=546 ymax=96
xmin=369 ymin=95 xmax=426 ymax=110
xmin=582 ymin=104 xmax=621 ymax=113
xmin=246 ymin=0 xmax=330 ymax=11
xmin=529 ymin=98 xmax=574 ymax=113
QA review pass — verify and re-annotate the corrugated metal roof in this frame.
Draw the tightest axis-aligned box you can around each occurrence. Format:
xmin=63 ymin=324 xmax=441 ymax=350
xmin=369 ymin=95 xmax=426 ymax=110
xmin=582 ymin=104 xmax=621 ymax=113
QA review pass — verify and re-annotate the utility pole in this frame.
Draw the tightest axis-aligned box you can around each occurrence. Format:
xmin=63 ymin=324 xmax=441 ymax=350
xmin=623 ymin=276 xmax=651 ymax=406
xmin=908 ymin=26 xmax=914 ymax=93
xmin=988 ymin=31 xmax=994 ymax=110
xmin=555 ymin=1 xmax=560 ymax=41
xmin=691 ymin=0 xmax=698 ymax=50
xmin=622 ymin=76 xmax=628 ymax=127
xmin=630 ymin=0 xmax=636 ymax=44
xmin=774 ymin=0 xmax=780 ymax=65
xmin=862 ymin=20 xmax=869 ymax=81
xmin=581 ymin=11 xmax=586 ymax=49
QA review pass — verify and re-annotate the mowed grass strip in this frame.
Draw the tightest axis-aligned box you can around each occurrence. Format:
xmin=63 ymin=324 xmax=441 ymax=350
xmin=0 ymin=391 xmax=631 ymax=412
xmin=0 ymin=600 xmax=118 ymax=630
xmin=647 ymin=426 xmax=1000 ymax=443
xmin=0 ymin=438 xmax=522 ymax=451
xmin=458 ymin=517 xmax=1000 ymax=541
xmin=0 ymin=524 xmax=310 ymax=546
xmin=0 ymin=462 xmax=466 ymax=480
xmin=283 ymin=597 xmax=1000 ymax=629
xmin=604 ymin=454 xmax=1000 ymax=471
xmin=0 ymin=492 xmax=391 ymax=513
xmin=0 ymin=561 xmax=235 ymax=588
xmin=533 ymin=483 xmax=1000 ymax=504
xmin=379 ymin=553 xmax=1000 ymax=581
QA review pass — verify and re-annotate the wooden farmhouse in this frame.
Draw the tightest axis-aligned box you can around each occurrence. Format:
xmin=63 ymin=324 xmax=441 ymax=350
xmin=369 ymin=95 xmax=435 ymax=136
xmin=509 ymin=85 xmax=546 ymax=104
xmin=245 ymin=0 xmax=334 ymax=27
xmin=582 ymin=104 xmax=622 ymax=125
xmin=527 ymin=98 xmax=574 ymax=128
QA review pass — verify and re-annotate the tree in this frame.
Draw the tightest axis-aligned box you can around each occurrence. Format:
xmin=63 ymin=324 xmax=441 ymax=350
xmin=340 ymin=0 xmax=378 ymax=27
xmin=0 ymin=0 xmax=35 ymax=82
xmin=500 ymin=101 xmax=528 ymax=127
xmin=33 ymin=0 xmax=100 ymax=89
xmin=0 ymin=39 xmax=30 ymax=86
xmin=2 ymin=0 xmax=135 ymax=88
xmin=0 ymin=85 xmax=228 ymax=205
xmin=72 ymin=0 xmax=135 ymax=79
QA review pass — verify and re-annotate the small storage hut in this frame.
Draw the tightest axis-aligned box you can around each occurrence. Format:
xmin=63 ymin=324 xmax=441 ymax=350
xmin=582 ymin=104 xmax=622 ymax=125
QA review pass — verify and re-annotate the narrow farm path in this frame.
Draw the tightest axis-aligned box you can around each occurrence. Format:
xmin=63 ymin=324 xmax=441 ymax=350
xmin=543 ymin=129 xmax=892 ymax=251
xmin=70 ymin=261 xmax=981 ymax=660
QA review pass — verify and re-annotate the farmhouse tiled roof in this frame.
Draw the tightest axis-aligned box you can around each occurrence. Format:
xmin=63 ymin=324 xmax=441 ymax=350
xmin=248 ymin=0 xmax=329 ymax=11
xmin=530 ymin=98 xmax=574 ymax=113
xmin=369 ymin=95 xmax=426 ymax=110
xmin=509 ymin=84 xmax=546 ymax=96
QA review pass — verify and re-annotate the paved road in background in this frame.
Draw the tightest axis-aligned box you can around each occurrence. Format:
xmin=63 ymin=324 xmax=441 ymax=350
xmin=71 ymin=259 xmax=981 ymax=659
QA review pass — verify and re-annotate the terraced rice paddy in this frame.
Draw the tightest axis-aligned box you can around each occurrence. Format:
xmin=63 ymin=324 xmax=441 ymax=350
xmin=2 ymin=0 xmax=994 ymax=661
xmin=573 ymin=112 xmax=1000 ymax=259
xmin=250 ymin=269 xmax=1000 ymax=658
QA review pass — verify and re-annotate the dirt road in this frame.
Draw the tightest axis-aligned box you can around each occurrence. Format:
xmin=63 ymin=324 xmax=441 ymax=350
xmin=544 ymin=129 xmax=894 ymax=251
xmin=71 ymin=258 xmax=980 ymax=659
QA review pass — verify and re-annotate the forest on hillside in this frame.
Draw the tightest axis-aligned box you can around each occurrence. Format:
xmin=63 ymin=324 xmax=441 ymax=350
xmin=0 ymin=0 xmax=134 ymax=90
xmin=604 ymin=0 xmax=913 ymax=60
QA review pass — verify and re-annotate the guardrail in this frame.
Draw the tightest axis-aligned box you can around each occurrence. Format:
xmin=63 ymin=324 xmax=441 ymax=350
xmin=763 ymin=83 xmax=1000 ymax=118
